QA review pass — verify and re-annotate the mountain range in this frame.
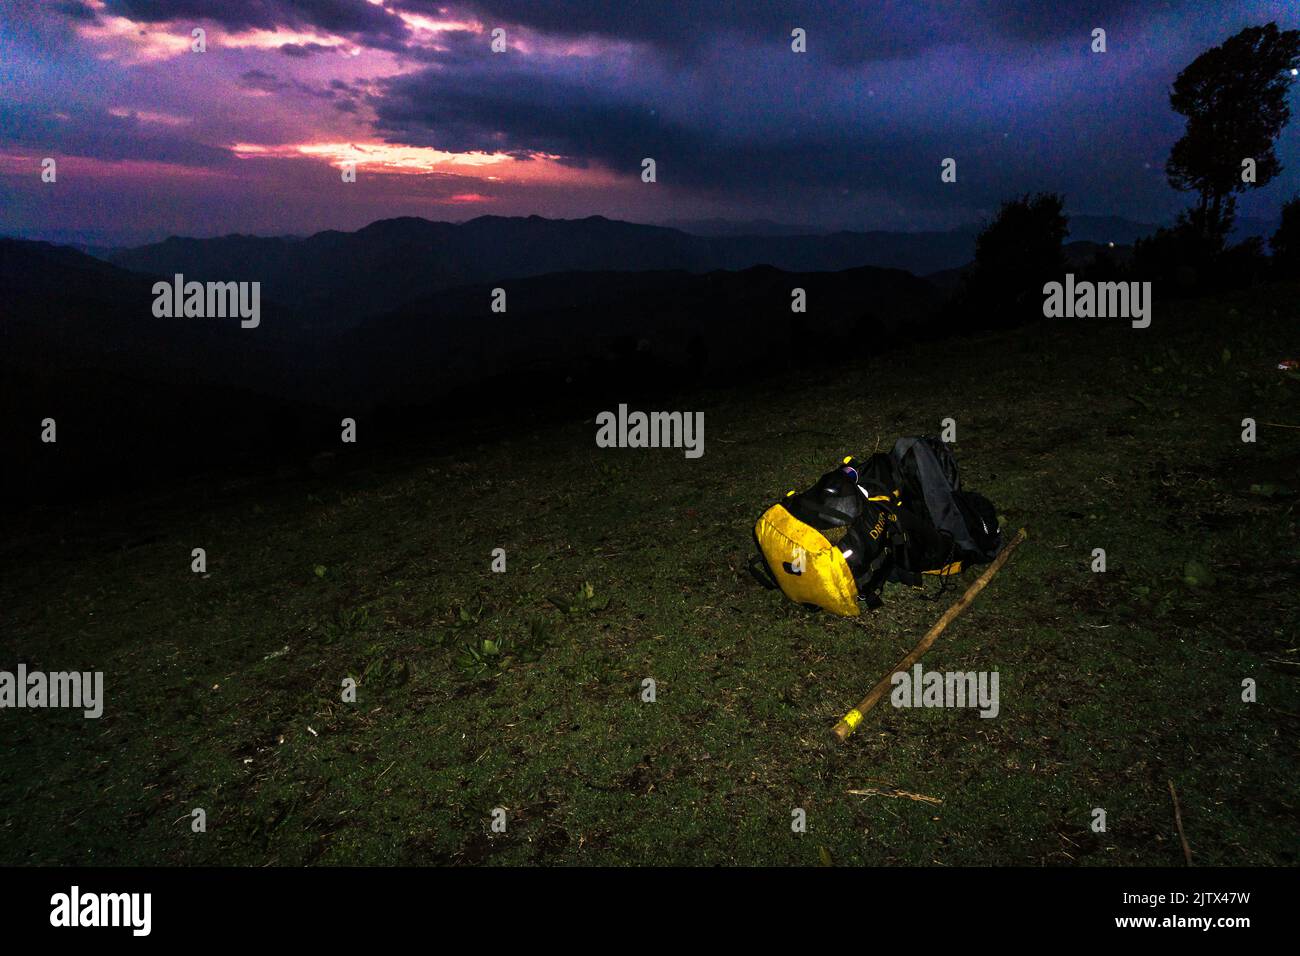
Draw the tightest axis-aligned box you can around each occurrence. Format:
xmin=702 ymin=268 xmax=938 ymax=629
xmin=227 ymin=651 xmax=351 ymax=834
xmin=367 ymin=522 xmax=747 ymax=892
xmin=1 ymin=208 xmax=1278 ymax=502
xmin=93 ymin=213 xmax=1210 ymax=328
xmin=100 ymin=215 xmax=966 ymax=328
xmin=0 ymin=230 xmax=942 ymax=500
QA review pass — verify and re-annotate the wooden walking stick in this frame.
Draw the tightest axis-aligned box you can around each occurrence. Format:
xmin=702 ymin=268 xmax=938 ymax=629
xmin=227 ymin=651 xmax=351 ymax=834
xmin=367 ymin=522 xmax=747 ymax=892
xmin=832 ymin=528 xmax=1027 ymax=742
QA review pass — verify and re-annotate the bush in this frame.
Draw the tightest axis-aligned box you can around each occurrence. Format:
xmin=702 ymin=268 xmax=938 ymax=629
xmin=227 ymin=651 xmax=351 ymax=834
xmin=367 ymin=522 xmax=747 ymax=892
xmin=1270 ymin=195 xmax=1300 ymax=277
xmin=961 ymin=193 xmax=1068 ymax=327
xmin=1134 ymin=207 xmax=1267 ymax=296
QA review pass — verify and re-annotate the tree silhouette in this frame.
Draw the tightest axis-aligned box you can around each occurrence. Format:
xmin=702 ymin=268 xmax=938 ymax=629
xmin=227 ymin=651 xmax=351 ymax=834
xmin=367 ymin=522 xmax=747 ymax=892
xmin=963 ymin=192 xmax=1068 ymax=324
xmin=1166 ymin=22 xmax=1300 ymax=245
xmin=1271 ymin=195 xmax=1300 ymax=275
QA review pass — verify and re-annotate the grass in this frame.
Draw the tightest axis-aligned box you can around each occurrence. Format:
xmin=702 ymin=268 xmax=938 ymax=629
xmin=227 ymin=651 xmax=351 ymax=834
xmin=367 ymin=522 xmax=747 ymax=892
xmin=2 ymin=282 xmax=1298 ymax=866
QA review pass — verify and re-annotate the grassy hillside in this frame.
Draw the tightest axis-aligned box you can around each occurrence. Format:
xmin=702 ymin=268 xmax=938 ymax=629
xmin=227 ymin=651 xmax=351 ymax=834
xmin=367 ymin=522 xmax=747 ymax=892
xmin=2 ymin=282 xmax=1297 ymax=866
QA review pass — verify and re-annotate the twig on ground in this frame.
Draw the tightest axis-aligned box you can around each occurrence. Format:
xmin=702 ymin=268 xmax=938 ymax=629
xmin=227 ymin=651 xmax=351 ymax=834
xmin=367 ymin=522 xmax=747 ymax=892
xmin=847 ymin=787 xmax=943 ymax=805
xmin=832 ymin=528 xmax=1027 ymax=742
xmin=1168 ymin=779 xmax=1193 ymax=866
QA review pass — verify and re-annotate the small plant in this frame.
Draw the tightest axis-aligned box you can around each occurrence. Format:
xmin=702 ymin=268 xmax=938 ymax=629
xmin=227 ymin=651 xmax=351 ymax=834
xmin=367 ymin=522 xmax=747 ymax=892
xmin=450 ymin=611 xmax=558 ymax=678
xmin=514 ymin=614 xmax=557 ymax=663
xmin=361 ymin=641 xmax=411 ymax=688
xmin=1182 ymin=558 xmax=1216 ymax=588
xmin=455 ymin=636 xmax=502 ymax=679
xmin=320 ymin=605 xmax=373 ymax=645
xmin=430 ymin=602 xmax=487 ymax=647
xmin=548 ymin=581 xmax=609 ymax=616
xmin=342 ymin=606 xmax=373 ymax=629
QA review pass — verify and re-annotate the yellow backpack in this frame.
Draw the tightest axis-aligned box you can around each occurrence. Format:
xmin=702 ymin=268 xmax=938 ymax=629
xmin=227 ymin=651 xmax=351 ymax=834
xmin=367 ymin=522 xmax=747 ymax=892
xmin=753 ymin=500 xmax=864 ymax=616
xmin=749 ymin=457 xmax=904 ymax=616
xmin=749 ymin=451 xmax=977 ymax=616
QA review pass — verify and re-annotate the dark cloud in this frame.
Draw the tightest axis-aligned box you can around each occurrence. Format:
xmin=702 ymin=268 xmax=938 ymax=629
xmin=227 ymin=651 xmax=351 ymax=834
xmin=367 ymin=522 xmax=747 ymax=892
xmin=406 ymin=1 xmax=1200 ymax=64
xmin=425 ymin=0 xmax=950 ymax=65
xmin=54 ymin=0 xmax=98 ymax=22
xmin=0 ymin=105 xmax=236 ymax=168
xmin=80 ymin=0 xmax=1206 ymax=68
xmin=102 ymin=0 xmax=410 ymax=48
xmin=278 ymin=42 xmax=339 ymax=58
xmin=372 ymin=58 xmax=946 ymax=209
xmin=5 ymin=0 xmax=1297 ymax=242
xmin=0 ymin=0 xmax=94 ymax=47
xmin=373 ymin=60 xmax=672 ymax=164
xmin=238 ymin=70 xmax=343 ymax=101
xmin=237 ymin=69 xmax=287 ymax=93
xmin=367 ymin=15 xmax=1204 ymax=224
xmin=975 ymin=0 xmax=1197 ymax=43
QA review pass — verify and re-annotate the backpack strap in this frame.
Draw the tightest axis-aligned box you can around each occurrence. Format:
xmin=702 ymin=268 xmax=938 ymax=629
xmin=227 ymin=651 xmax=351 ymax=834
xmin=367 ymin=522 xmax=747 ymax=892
xmin=748 ymin=524 xmax=780 ymax=590
xmin=748 ymin=553 xmax=778 ymax=590
xmin=851 ymin=500 xmax=908 ymax=602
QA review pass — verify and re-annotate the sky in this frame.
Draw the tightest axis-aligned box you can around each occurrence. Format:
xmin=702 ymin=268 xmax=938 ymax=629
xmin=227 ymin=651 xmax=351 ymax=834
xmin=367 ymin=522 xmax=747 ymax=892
xmin=1 ymin=0 xmax=1299 ymax=246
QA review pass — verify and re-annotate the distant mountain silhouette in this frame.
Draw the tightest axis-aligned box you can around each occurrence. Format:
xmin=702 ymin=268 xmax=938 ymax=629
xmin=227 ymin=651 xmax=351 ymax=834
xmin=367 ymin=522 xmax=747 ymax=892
xmin=104 ymin=215 xmax=978 ymax=325
xmin=99 ymin=213 xmax=1195 ymax=328
xmin=0 ymin=238 xmax=311 ymax=390
xmin=0 ymin=239 xmax=336 ymax=504
xmin=1 ymin=236 xmax=943 ymax=502
xmin=1058 ymin=213 xmax=1276 ymax=243
xmin=660 ymin=218 xmax=830 ymax=237
xmin=924 ymin=238 xmax=1137 ymax=294
xmin=665 ymin=214 xmax=1170 ymax=245
xmin=2 ymin=201 xmax=1261 ymax=509
xmin=1063 ymin=215 xmax=1159 ymax=245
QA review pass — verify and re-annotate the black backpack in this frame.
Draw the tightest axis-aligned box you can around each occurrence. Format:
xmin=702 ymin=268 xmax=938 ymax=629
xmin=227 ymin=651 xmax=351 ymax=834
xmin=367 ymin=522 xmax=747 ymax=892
xmin=750 ymin=437 xmax=1002 ymax=613
xmin=891 ymin=437 xmax=1002 ymax=565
